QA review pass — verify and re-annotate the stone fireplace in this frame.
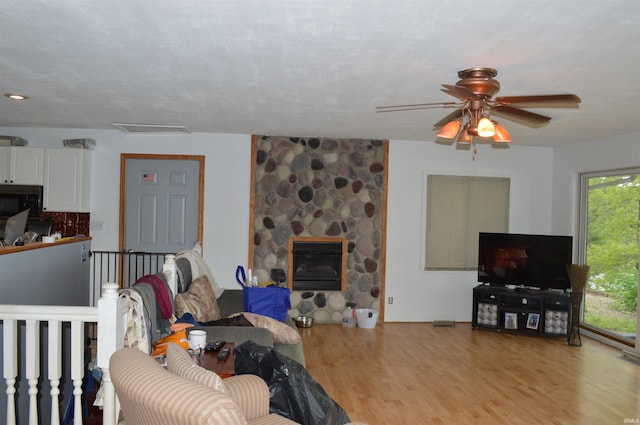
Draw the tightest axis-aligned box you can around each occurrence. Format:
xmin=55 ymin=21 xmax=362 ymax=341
xmin=249 ymin=135 xmax=388 ymax=323
xmin=288 ymin=237 xmax=347 ymax=291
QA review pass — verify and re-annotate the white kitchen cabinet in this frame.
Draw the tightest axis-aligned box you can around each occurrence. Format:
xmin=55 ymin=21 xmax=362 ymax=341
xmin=43 ymin=148 xmax=92 ymax=212
xmin=0 ymin=146 xmax=45 ymax=185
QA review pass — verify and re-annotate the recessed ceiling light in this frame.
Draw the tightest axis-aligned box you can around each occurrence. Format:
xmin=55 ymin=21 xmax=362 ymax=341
xmin=4 ymin=93 xmax=29 ymax=101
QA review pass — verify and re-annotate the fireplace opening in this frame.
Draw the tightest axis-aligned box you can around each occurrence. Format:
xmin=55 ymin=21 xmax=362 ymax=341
xmin=288 ymin=237 xmax=347 ymax=291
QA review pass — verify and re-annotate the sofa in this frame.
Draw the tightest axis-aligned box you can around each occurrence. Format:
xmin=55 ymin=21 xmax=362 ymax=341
xmin=111 ymin=344 xmax=300 ymax=424
xmin=165 ymin=249 xmax=305 ymax=367
xmin=111 ymin=344 xmax=367 ymax=425
xmin=196 ymin=289 xmax=305 ymax=366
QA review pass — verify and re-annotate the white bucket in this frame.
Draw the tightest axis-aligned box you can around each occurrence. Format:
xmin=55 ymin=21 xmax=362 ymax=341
xmin=355 ymin=308 xmax=379 ymax=329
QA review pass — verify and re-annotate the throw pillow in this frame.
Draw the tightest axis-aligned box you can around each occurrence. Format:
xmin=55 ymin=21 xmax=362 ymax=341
xmin=174 ymin=275 xmax=221 ymax=323
xmin=229 ymin=312 xmax=302 ymax=345
xmin=165 ymin=343 xmax=227 ymax=393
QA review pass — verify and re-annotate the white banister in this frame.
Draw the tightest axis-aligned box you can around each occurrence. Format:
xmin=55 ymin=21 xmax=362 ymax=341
xmin=26 ymin=319 xmax=39 ymax=425
xmin=71 ymin=320 xmax=85 ymax=425
xmin=1 ymin=244 xmax=190 ymax=425
xmin=97 ymin=282 xmax=128 ymax=425
xmin=3 ymin=318 xmax=17 ymax=425
xmin=163 ymin=254 xmax=177 ymax=295
xmin=0 ymin=305 xmax=99 ymax=425
xmin=48 ymin=320 xmax=62 ymax=425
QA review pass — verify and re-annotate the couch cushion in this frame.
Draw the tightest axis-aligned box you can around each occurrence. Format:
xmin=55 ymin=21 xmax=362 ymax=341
xmin=166 ymin=343 xmax=226 ymax=393
xmin=175 ymin=275 xmax=221 ymax=322
xmin=197 ymin=326 xmax=274 ymax=348
xmin=230 ymin=312 xmax=302 ymax=345
xmin=201 ymin=314 xmax=254 ymax=328
xmin=272 ymin=342 xmax=305 ymax=368
xmin=216 ymin=289 xmax=245 ymax=317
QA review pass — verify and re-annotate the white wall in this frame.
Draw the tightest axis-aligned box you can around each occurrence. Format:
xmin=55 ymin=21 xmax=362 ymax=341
xmin=8 ymin=126 xmax=612 ymax=322
xmin=0 ymin=127 xmax=252 ymax=290
xmin=551 ymin=132 xmax=640 ymax=238
xmin=385 ymin=140 xmax=556 ymax=322
xmin=384 ymin=133 xmax=637 ymax=323
xmin=551 ymin=132 xmax=640 ymax=351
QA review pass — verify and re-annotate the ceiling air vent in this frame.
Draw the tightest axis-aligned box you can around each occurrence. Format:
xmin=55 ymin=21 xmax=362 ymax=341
xmin=112 ymin=123 xmax=190 ymax=133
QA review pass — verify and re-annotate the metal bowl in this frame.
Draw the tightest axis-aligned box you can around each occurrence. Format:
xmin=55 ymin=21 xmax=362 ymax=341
xmin=295 ymin=316 xmax=313 ymax=328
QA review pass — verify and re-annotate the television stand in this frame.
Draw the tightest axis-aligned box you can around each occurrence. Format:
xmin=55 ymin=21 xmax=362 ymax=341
xmin=472 ymin=284 xmax=571 ymax=339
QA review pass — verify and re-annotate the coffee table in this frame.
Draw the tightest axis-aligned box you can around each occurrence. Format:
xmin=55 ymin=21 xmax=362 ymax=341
xmin=196 ymin=342 xmax=235 ymax=379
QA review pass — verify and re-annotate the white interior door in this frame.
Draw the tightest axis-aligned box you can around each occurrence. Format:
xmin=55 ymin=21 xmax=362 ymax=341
xmin=123 ymin=156 xmax=203 ymax=254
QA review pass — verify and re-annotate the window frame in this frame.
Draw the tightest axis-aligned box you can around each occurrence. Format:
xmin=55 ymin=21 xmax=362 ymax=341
xmin=577 ymin=167 xmax=640 ymax=349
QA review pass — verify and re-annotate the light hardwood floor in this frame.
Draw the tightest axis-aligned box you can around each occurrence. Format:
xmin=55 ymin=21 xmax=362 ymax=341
xmin=301 ymin=323 xmax=639 ymax=425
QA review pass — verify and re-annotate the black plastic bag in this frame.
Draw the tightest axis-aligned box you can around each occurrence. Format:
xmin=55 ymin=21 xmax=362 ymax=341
xmin=234 ymin=340 xmax=351 ymax=425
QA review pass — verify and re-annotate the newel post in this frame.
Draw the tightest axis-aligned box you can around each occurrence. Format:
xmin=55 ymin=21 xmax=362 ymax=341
xmin=162 ymin=254 xmax=177 ymax=295
xmin=97 ymin=283 xmax=125 ymax=425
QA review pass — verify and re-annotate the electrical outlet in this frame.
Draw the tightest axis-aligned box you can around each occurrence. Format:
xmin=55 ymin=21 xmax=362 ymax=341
xmin=90 ymin=221 xmax=104 ymax=231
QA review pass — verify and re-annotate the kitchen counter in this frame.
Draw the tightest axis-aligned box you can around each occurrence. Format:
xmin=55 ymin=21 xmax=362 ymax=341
xmin=0 ymin=236 xmax=92 ymax=305
xmin=0 ymin=236 xmax=91 ymax=255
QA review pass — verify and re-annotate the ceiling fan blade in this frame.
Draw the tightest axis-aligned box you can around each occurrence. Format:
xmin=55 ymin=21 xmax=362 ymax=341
xmin=376 ymin=101 xmax=459 ymax=113
xmin=495 ymin=94 xmax=581 ymax=108
xmin=432 ymin=109 xmax=463 ymax=129
xmin=492 ymin=105 xmax=551 ymax=128
xmin=441 ymin=84 xmax=478 ymax=100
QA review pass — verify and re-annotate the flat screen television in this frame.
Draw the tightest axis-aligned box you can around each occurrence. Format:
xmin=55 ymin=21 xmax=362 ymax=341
xmin=477 ymin=232 xmax=573 ymax=290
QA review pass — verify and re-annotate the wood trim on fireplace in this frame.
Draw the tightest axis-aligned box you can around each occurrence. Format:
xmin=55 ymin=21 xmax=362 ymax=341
xmin=287 ymin=236 xmax=348 ymax=291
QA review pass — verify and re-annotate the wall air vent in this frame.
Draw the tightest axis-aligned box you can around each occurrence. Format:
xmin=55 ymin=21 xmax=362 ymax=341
xmin=112 ymin=123 xmax=191 ymax=134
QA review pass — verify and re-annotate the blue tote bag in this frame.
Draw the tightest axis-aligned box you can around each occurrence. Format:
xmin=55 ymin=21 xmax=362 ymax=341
xmin=243 ymin=286 xmax=291 ymax=322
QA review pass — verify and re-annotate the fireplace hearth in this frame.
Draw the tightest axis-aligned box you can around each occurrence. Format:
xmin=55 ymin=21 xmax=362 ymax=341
xmin=288 ymin=237 xmax=347 ymax=291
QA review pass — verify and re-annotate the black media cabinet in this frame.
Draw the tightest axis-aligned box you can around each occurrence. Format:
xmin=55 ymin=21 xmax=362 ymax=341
xmin=472 ymin=284 xmax=571 ymax=339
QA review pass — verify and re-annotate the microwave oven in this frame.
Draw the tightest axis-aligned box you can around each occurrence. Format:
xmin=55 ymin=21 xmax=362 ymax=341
xmin=0 ymin=185 xmax=43 ymax=218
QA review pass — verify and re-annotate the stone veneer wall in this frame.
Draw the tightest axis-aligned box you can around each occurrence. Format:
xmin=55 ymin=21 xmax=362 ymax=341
xmin=250 ymin=135 xmax=388 ymax=324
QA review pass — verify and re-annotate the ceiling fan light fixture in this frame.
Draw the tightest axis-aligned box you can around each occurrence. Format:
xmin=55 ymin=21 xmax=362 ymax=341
xmin=477 ymin=117 xmax=495 ymax=137
xmin=492 ymin=122 xmax=512 ymax=143
xmin=456 ymin=126 xmax=471 ymax=144
xmin=436 ymin=120 xmax=462 ymax=139
xmin=377 ymin=68 xmax=581 ymax=150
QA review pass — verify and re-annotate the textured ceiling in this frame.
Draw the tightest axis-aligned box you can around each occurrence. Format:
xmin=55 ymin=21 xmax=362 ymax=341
xmin=1 ymin=1 xmax=639 ymax=147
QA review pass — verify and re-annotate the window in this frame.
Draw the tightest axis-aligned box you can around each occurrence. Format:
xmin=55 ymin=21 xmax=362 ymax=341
xmin=578 ymin=168 xmax=639 ymax=348
xmin=425 ymin=175 xmax=509 ymax=270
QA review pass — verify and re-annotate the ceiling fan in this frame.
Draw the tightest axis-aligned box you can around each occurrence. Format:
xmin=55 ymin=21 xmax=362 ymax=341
xmin=376 ymin=67 xmax=581 ymax=144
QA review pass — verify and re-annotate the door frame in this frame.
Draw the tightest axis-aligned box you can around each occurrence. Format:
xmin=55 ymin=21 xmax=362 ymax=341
xmin=119 ymin=153 xmax=205 ymax=253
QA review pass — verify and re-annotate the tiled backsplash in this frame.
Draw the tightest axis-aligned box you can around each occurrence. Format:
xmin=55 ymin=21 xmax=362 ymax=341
xmin=40 ymin=211 xmax=90 ymax=237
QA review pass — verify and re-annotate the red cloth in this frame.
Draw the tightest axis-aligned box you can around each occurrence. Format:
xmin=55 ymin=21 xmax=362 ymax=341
xmin=134 ymin=274 xmax=173 ymax=319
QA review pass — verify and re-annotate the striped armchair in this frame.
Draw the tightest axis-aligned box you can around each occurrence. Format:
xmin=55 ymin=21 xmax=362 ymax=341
xmin=110 ymin=347 xmax=299 ymax=424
